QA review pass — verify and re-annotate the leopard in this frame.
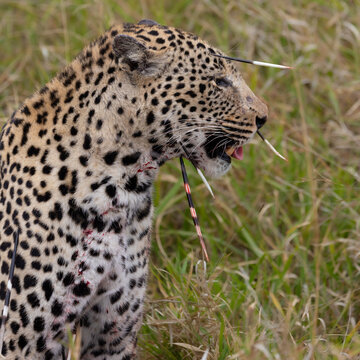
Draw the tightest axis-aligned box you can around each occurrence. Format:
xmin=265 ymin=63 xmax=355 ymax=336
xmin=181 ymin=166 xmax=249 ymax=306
xmin=0 ymin=19 xmax=268 ymax=359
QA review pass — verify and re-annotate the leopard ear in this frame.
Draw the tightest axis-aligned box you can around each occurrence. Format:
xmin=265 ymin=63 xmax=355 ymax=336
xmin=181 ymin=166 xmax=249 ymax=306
xmin=113 ymin=34 xmax=167 ymax=77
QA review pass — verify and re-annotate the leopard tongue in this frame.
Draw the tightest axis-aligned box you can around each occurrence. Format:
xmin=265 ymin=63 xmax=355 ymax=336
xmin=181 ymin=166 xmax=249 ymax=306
xmin=232 ymin=146 xmax=243 ymax=160
xmin=225 ymin=146 xmax=243 ymax=160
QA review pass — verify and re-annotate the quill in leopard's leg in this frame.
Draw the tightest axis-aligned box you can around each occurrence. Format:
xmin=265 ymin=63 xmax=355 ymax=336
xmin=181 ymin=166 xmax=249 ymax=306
xmin=180 ymin=156 xmax=210 ymax=262
xmin=0 ymin=229 xmax=19 ymax=356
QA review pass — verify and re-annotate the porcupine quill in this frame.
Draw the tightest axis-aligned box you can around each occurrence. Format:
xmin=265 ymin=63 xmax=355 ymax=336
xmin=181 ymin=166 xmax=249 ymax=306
xmin=0 ymin=229 xmax=19 ymax=357
xmin=180 ymin=56 xmax=291 ymax=262
xmin=212 ymin=54 xmax=293 ymax=69
xmin=180 ymin=143 xmax=214 ymax=198
xmin=257 ymin=130 xmax=287 ymax=161
xmin=180 ymin=156 xmax=210 ymax=262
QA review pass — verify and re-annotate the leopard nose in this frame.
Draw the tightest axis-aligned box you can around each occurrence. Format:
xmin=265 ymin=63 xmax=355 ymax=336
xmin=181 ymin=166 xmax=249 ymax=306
xmin=256 ymin=115 xmax=267 ymax=129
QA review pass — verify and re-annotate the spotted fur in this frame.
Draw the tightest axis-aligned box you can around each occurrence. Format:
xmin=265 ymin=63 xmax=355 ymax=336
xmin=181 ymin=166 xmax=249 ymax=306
xmin=0 ymin=20 xmax=268 ymax=359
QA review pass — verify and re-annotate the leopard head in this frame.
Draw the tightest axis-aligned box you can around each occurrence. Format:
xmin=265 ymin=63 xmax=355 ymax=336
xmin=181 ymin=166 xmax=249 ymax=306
xmin=112 ymin=22 xmax=268 ymax=178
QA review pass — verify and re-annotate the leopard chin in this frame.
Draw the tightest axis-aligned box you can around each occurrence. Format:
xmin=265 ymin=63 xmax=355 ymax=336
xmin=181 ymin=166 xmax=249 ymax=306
xmin=201 ymin=157 xmax=232 ymax=178
xmin=184 ymin=134 xmax=246 ymax=178
xmin=190 ymin=147 xmax=232 ymax=178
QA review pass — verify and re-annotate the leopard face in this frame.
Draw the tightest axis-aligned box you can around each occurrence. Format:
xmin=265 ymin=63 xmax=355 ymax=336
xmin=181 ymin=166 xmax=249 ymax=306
xmin=113 ymin=22 xmax=268 ymax=178
xmin=0 ymin=20 xmax=268 ymax=360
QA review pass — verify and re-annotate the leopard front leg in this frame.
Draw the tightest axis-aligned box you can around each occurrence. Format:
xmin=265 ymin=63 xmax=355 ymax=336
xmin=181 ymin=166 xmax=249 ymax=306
xmin=79 ymin=259 xmax=149 ymax=359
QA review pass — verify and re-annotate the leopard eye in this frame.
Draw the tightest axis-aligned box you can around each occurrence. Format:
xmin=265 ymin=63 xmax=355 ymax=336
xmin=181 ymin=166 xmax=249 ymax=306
xmin=215 ymin=77 xmax=232 ymax=87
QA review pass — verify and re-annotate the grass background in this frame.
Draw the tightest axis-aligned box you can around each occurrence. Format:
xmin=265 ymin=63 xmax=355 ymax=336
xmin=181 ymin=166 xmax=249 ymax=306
xmin=1 ymin=0 xmax=359 ymax=359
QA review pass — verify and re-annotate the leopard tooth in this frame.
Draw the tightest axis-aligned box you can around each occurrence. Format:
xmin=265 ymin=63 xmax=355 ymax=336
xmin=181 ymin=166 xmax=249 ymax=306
xmin=197 ymin=168 xmax=215 ymax=198
xmin=225 ymin=146 xmax=236 ymax=156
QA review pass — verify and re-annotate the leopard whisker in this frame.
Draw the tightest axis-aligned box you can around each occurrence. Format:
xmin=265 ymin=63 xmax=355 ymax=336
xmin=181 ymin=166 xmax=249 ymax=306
xmin=153 ymin=121 xmax=223 ymax=145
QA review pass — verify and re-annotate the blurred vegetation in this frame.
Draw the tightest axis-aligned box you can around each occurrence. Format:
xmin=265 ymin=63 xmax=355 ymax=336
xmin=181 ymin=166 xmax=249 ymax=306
xmin=1 ymin=0 xmax=359 ymax=359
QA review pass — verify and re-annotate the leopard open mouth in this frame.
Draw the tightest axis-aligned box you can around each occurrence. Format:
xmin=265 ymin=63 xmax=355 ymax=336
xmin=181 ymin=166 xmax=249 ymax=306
xmin=225 ymin=145 xmax=243 ymax=160
xmin=203 ymin=134 xmax=244 ymax=163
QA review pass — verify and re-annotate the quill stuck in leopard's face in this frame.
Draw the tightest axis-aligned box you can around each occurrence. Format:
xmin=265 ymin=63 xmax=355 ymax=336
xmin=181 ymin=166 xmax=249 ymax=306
xmin=179 ymin=56 xmax=290 ymax=262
